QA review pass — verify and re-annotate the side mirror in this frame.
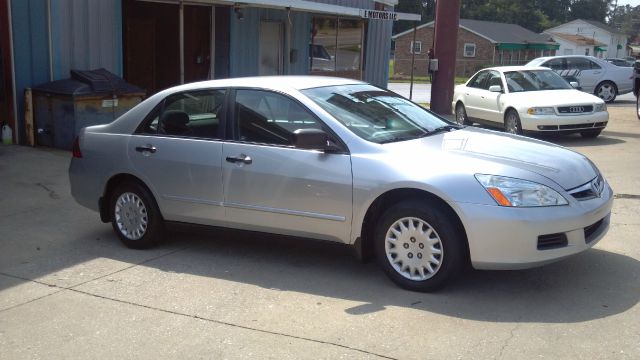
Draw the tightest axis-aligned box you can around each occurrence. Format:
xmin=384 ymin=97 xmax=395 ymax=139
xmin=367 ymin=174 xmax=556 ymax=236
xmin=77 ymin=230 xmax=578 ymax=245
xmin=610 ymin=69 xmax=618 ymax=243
xmin=488 ymin=85 xmax=503 ymax=93
xmin=293 ymin=129 xmax=340 ymax=152
xmin=570 ymin=81 xmax=579 ymax=88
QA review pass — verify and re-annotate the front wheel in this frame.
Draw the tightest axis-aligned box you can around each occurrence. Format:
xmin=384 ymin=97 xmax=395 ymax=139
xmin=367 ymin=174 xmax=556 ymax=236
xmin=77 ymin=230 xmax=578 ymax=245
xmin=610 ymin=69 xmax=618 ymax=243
xmin=110 ymin=182 xmax=164 ymax=249
xmin=504 ymin=110 xmax=523 ymax=135
xmin=374 ymin=201 xmax=466 ymax=292
xmin=455 ymin=103 xmax=471 ymax=126
xmin=580 ymin=129 xmax=603 ymax=138
xmin=595 ymin=81 xmax=617 ymax=103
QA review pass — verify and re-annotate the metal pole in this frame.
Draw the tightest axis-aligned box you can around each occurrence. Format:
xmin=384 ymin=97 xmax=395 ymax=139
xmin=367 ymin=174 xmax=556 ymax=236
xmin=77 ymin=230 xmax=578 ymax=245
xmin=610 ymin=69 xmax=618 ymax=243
xmin=409 ymin=21 xmax=417 ymax=100
xmin=430 ymin=0 xmax=461 ymax=114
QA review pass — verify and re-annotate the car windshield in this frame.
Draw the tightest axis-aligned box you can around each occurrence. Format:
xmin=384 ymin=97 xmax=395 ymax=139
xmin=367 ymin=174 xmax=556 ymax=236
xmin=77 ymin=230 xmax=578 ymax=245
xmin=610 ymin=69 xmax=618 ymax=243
xmin=302 ymin=84 xmax=454 ymax=144
xmin=504 ymin=70 xmax=572 ymax=92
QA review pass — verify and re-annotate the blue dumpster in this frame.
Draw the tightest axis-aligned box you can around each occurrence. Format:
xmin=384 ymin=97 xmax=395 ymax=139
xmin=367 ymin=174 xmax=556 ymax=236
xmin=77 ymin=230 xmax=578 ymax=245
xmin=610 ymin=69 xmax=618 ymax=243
xmin=32 ymin=69 xmax=145 ymax=149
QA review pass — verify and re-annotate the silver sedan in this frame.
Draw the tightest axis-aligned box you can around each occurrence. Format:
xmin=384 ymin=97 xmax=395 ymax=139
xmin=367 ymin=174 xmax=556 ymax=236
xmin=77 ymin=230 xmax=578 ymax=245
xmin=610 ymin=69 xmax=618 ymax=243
xmin=69 ymin=76 xmax=613 ymax=291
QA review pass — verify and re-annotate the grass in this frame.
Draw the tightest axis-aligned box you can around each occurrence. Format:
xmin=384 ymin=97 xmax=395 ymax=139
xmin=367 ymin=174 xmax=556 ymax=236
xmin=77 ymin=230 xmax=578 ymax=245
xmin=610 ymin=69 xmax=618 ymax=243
xmin=388 ymin=60 xmax=468 ymax=84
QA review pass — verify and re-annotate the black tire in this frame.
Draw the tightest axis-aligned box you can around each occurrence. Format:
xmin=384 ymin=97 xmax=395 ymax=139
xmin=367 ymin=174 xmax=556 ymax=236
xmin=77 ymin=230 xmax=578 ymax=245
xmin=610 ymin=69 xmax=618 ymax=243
xmin=504 ymin=110 xmax=523 ymax=135
xmin=455 ymin=103 xmax=472 ymax=126
xmin=374 ymin=200 xmax=466 ymax=292
xmin=595 ymin=81 xmax=617 ymax=103
xmin=580 ymin=129 xmax=603 ymax=138
xmin=110 ymin=182 xmax=164 ymax=249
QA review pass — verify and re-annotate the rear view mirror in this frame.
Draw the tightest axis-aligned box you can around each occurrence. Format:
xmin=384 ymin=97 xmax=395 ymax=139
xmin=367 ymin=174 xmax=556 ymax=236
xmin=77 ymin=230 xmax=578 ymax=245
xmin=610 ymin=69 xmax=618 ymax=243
xmin=488 ymin=85 xmax=503 ymax=93
xmin=570 ymin=81 xmax=579 ymax=88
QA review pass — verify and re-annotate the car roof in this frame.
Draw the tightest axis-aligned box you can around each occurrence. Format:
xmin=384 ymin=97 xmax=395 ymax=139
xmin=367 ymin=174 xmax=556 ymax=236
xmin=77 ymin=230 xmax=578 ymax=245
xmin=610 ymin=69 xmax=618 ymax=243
xmin=529 ymin=55 xmax=604 ymax=62
xmin=160 ymin=76 xmax=366 ymax=94
xmin=483 ymin=66 xmax=552 ymax=72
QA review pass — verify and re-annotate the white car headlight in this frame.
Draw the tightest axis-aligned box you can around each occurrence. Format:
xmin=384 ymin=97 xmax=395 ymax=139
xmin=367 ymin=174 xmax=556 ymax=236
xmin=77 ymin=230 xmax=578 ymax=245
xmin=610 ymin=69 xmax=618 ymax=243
xmin=475 ymin=174 xmax=568 ymax=207
xmin=594 ymin=103 xmax=607 ymax=112
xmin=527 ymin=107 xmax=555 ymax=115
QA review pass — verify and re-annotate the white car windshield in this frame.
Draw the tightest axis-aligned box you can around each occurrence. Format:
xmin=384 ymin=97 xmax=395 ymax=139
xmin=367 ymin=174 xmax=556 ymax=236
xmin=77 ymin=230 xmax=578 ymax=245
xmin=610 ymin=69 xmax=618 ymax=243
xmin=302 ymin=84 xmax=455 ymax=144
xmin=505 ymin=70 xmax=572 ymax=92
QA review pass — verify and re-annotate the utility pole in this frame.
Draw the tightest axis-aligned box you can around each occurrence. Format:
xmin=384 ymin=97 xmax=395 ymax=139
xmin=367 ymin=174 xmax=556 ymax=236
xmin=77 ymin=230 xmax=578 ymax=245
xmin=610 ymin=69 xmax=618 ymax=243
xmin=430 ymin=0 xmax=461 ymax=114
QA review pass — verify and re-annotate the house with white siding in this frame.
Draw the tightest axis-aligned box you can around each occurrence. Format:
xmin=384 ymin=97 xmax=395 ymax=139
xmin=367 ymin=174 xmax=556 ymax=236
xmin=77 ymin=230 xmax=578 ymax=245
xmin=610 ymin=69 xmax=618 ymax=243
xmin=544 ymin=19 xmax=627 ymax=58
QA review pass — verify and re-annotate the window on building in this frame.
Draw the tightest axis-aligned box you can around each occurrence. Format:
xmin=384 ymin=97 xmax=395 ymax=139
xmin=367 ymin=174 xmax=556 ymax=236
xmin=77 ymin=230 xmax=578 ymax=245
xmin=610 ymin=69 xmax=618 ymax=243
xmin=464 ymin=43 xmax=476 ymax=57
xmin=410 ymin=41 xmax=422 ymax=54
xmin=310 ymin=17 xmax=363 ymax=80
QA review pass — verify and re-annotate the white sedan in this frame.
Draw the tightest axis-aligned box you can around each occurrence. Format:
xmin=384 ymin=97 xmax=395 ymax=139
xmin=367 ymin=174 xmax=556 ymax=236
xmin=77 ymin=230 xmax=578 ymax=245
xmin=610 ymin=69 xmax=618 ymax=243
xmin=452 ymin=66 xmax=608 ymax=138
xmin=526 ymin=55 xmax=634 ymax=102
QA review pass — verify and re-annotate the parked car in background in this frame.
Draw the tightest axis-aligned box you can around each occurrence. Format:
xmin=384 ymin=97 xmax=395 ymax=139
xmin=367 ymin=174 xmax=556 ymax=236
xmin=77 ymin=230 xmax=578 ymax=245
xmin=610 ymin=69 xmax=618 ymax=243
xmin=634 ymin=61 xmax=640 ymax=120
xmin=69 ymin=76 xmax=613 ymax=292
xmin=605 ymin=58 xmax=634 ymax=67
xmin=452 ymin=66 xmax=608 ymax=138
xmin=526 ymin=55 xmax=634 ymax=102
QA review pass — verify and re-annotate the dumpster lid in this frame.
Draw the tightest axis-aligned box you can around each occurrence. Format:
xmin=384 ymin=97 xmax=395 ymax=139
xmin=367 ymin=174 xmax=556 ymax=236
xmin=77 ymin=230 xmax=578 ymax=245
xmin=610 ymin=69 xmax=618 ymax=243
xmin=32 ymin=68 xmax=145 ymax=97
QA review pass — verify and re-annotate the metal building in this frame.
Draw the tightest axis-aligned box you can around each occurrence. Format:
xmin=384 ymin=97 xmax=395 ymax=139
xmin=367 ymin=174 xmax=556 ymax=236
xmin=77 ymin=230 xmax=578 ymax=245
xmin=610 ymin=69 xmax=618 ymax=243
xmin=1 ymin=0 xmax=420 ymax=144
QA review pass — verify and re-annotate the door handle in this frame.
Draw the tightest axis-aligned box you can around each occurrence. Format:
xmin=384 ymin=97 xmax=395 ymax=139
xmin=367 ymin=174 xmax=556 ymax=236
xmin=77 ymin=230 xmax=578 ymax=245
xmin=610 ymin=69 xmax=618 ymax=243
xmin=226 ymin=154 xmax=252 ymax=165
xmin=135 ymin=145 xmax=157 ymax=153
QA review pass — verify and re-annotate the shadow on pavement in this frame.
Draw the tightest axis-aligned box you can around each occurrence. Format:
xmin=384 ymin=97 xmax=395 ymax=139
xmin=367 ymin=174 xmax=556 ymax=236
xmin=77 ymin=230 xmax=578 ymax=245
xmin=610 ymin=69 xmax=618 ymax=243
xmin=121 ymin=225 xmax=640 ymax=324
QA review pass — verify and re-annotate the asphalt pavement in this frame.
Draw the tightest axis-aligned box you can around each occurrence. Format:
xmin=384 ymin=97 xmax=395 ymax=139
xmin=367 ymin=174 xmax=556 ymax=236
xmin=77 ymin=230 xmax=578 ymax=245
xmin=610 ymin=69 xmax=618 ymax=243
xmin=0 ymin=106 xmax=639 ymax=359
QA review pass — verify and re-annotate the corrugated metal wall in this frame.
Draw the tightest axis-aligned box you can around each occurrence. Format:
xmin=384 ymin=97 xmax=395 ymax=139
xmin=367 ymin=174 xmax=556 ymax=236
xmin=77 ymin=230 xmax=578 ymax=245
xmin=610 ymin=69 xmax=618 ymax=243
xmin=10 ymin=0 xmax=50 ymax=144
xmin=50 ymin=0 xmax=122 ymax=80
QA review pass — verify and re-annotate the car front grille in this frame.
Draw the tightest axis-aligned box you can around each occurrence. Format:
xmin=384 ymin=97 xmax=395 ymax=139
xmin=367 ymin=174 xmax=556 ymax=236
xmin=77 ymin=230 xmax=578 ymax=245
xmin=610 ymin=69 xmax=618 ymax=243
xmin=537 ymin=122 xmax=607 ymax=131
xmin=537 ymin=233 xmax=568 ymax=250
xmin=557 ymin=105 xmax=594 ymax=114
xmin=568 ymin=175 xmax=605 ymax=201
xmin=584 ymin=218 xmax=605 ymax=243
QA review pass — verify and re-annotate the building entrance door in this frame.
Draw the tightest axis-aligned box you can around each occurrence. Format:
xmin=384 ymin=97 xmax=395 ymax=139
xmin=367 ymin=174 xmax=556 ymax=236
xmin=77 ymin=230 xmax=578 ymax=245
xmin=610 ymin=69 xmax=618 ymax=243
xmin=259 ymin=22 xmax=284 ymax=75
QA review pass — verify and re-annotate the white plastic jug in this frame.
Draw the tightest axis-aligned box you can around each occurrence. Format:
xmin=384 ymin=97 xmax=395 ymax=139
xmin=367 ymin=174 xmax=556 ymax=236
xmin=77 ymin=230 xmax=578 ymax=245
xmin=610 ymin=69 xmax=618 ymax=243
xmin=2 ymin=124 xmax=12 ymax=145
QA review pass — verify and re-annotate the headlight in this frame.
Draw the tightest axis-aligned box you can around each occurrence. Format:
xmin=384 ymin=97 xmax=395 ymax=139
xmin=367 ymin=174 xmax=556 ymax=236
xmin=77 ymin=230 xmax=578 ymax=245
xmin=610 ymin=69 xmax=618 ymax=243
xmin=594 ymin=103 xmax=607 ymax=112
xmin=475 ymin=174 xmax=568 ymax=207
xmin=527 ymin=107 xmax=555 ymax=115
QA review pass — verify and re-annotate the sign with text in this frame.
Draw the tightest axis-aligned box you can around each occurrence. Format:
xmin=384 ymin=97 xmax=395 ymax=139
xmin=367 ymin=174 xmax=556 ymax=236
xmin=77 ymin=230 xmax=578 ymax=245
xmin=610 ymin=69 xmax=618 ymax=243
xmin=360 ymin=9 xmax=398 ymax=21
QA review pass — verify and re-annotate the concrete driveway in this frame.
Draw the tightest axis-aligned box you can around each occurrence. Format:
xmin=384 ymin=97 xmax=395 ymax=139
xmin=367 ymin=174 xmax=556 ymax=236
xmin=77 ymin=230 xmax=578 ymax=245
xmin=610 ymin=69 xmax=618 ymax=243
xmin=1 ymin=106 xmax=639 ymax=359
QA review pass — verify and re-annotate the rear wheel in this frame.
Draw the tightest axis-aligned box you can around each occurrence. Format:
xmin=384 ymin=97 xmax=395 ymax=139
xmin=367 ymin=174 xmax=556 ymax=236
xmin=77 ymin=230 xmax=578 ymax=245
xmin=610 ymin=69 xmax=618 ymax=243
xmin=374 ymin=201 xmax=465 ymax=292
xmin=580 ymin=129 xmax=603 ymax=138
xmin=504 ymin=110 xmax=523 ymax=135
xmin=595 ymin=81 xmax=617 ymax=103
xmin=110 ymin=182 xmax=164 ymax=249
xmin=455 ymin=103 xmax=471 ymax=126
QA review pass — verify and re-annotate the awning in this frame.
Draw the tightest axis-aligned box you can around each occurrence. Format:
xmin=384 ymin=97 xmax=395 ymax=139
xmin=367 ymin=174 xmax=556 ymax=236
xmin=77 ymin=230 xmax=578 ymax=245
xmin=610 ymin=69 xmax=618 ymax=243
xmin=496 ymin=43 xmax=527 ymax=50
xmin=527 ymin=43 xmax=560 ymax=50
xmin=594 ymin=46 xmax=607 ymax=52
xmin=166 ymin=0 xmax=420 ymax=21
xmin=497 ymin=43 xmax=559 ymax=50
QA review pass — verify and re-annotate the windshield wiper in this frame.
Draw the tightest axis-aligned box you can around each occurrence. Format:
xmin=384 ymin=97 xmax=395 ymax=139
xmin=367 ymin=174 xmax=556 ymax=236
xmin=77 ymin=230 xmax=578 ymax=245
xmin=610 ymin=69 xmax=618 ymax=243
xmin=425 ymin=125 xmax=460 ymax=136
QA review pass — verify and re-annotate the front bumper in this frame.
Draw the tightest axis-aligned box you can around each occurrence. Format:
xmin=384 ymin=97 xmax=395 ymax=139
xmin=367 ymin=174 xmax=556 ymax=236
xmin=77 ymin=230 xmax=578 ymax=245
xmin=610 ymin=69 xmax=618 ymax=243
xmin=454 ymin=181 xmax=613 ymax=270
xmin=519 ymin=111 xmax=609 ymax=132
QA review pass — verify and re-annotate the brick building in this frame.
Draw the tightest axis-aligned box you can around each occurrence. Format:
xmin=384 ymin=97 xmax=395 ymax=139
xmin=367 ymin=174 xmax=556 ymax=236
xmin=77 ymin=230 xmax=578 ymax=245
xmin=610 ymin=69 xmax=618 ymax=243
xmin=392 ymin=19 xmax=559 ymax=77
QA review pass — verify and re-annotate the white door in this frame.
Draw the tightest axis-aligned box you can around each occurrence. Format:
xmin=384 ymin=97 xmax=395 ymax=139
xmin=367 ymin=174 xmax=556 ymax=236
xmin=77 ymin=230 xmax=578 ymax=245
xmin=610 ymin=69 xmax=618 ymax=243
xmin=259 ymin=22 xmax=284 ymax=75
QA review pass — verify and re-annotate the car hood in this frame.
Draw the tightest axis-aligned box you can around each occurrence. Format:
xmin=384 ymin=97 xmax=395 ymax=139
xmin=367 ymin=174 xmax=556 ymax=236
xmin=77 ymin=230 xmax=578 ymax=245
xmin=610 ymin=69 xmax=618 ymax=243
xmin=506 ymin=89 xmax=602 ymax=106
xmin=385 ymin=127 xmax=597 ymax=190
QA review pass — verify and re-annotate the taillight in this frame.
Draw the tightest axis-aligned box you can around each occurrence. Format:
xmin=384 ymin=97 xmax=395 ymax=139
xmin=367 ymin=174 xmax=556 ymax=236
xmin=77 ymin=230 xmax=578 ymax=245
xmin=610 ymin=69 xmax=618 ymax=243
xmin=72 ymin=136 xmax=83 ymax=158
